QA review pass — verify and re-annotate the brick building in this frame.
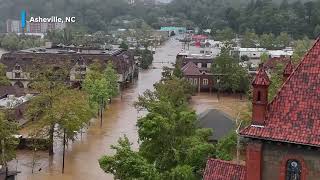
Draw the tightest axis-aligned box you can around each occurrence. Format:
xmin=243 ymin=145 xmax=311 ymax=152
xmin=178 ymin=53 xmax=214 ymax=92
xmin=0 ymin=47 xmax=138 ymax=89
xmin=181 ymin=62 xmax=213 ymax=92
xmin=204 ymin=38 xmax=320 ymax=180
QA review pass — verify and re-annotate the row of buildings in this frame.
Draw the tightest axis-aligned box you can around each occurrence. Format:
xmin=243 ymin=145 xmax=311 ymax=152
xmin=6 ymin=19 xmax=66 ymax=36
xmin=0 ymin=44 xmax=139 ymax=125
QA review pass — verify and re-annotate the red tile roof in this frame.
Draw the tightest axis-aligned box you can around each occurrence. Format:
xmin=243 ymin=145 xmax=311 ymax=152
xmin=203 ymin=159 xmax=246 ymax=180
xmin=241 ymin=38 xmax=320 ymax=147
xmin=181 ymin=61 xmax=201 ymax=75
xmin=252 ymin=68 xmax=270 ymax=86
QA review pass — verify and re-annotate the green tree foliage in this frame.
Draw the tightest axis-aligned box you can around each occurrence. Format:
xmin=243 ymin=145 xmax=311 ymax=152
xmin=214 ymin=27 xmax=235 ymax=41
xmin=0 ymin=34 xmax=44 ymax=51
xmin=0 ymin=63 xmax=10 ymax=86
xmin=292 ymin=37 xmax=312 ymax=64
xmin=139 ymin=50 xmax=154 ymax=69
xmin=0 ymin=113 xmax=18 ymax=163
xmin=83 ymin=62 xmax=110 ymax=110
xmin=215 ymin=132 xmax=237 ymax=161
xmin=212 ymin=50 xmax=250 ymax=93
xmin=104 ymin=62 xmax=119 ymax=98
xmin=268 ymin=64 xmax=287 ymax=102
xmin=100 ymin=77 xmax=214 ymax=179
xmin=26 ymin=67 xmax=93 ymax=155
xmin=119 ymin=41 xmax=129 ymax=50
xmin=241 ymin=30 xmax=259 ymax=48
xmin=260 ymin=52 xmax=269 ymax=63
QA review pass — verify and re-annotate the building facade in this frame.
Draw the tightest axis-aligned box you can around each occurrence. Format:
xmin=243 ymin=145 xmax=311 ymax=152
xmin=0 ymin=47 xmax=138 ymax=89
xmin=204 ymin=38 xmax=320 ymax=180
xmin=6 ymin=19 xmax=66 ymax=34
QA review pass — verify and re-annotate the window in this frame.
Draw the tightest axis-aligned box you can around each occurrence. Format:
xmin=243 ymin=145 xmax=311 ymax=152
xmin=286 ymin=160 xmax=301 ymax=180
xmin=257 ymin=91 xmax=261 ymax=101
xmin=203 ymin=79 xmax=208 ymax=85
xmin=197 ymin=63 xmax=202 ymax=68
xmin=193 ymin=78 xmax=198 ymax=85
xmin=14 ymin=64 xmax=21 ymax=70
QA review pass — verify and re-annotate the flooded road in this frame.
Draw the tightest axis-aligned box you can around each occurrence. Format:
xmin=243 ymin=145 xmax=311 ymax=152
xmin=12 ymin=38 xmax=182 ymax=180
xmin=11 ymin=38 xmax=248 ymax=180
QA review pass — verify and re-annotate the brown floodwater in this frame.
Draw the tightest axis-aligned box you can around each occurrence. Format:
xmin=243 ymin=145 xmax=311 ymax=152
xmin=9 ymin=37 xmax=182 ymax=180
xmin=9 ymin=38 xmax=248 ymax=180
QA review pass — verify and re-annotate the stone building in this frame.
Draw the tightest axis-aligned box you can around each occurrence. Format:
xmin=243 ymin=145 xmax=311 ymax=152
xmin=203 ymin=38 xmax=320 ymax=180
xmin=0 ymin=47 xmax=138 ymax=89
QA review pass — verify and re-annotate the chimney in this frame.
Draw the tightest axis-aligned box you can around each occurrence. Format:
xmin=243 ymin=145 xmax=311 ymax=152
xmin=283 ymin=60 xmax=294 ymax=82
xmin=252 ymin=68 xmax=270 ymax=126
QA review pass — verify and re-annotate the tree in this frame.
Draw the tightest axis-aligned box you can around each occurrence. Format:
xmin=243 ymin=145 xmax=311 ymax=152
xmin=215 ymin=131 xmax=237 ymax=161
xmin=140 ymin=50 xmax=154 ymax=69
xmin=268 ymin=64 xmax=285 ymax=101
xmin=0 ymin=113 xmax=18 ymax=164
xmin=215 ymin=27 xmax=235 ymax=41
xmin=241 ymin=30 xmax=258 ymax=48
xmin=119 ymin=41 xmax=129 ymax=50
xmin=83 ymin=62 xmax=110 ymax=126
xmin=212 ymin=50 xmax=250 ymax=94
xmin=260 ymin=52 xmax=269 ymax=63
xmin=276 ymin=32 xmax=290 ymax=48
xmin=100 ymin=77 xmax=214 ymax=179
xmin=104 ymin=62 xmax=119 ymax=99
xmin=259 ymin=33 xmax=275 ymax=49
xmin=0 ymin=63 xmax=10 ymax=86
xmin=26 ymin=66 xmax=93 ymax=156
xmin=292 ymin=37 xmax=311 ymax=64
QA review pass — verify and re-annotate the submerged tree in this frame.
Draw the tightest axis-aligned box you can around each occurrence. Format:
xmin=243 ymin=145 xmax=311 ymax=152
xmin=83 ymin=61 xmax=119 ymax=126
xmin=0 ymin=113 xmax=18 ymax=164
xmin=26 ymin=66 xmax=93 ymax=156
xmin=99 ymin=77 xmax=214 ymax=179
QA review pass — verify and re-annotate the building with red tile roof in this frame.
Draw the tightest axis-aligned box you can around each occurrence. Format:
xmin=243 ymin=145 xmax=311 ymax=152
xmin=203 ymin=159 xmax=246 ymax=180
xmin=203 ymin=38 xmax=320 ymax=180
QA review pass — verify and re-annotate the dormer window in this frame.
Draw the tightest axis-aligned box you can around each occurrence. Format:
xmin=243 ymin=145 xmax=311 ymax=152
xmin=14 ymin=64 xmax=21 ymax=71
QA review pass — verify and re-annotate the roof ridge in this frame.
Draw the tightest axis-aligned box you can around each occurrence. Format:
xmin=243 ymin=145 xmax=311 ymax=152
xmin=267 ymin=38 xmax=320 ymax=106
xmin=207 ymin=158 xmax=244 ymax=167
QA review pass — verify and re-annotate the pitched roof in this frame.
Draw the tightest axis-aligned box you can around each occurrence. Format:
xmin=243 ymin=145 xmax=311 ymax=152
xmin=181 ymin=62 xmax=201 ymax=75
xmin=198 ymin=109 xmax=235 ymax=141
xmin=203 ymin=159 xmax=246 ymax=180
xmin=241 ymin=38 xmax=320 ymax=147
xmin=252 ymin=67 xmax=270 ymax=86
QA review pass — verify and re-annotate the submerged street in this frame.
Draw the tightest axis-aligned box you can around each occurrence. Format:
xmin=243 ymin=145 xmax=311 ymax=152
xmin=10 ymin=38 xmax=247 ymax=180
xmin=12 ymin=37 xmax=181 ymax=180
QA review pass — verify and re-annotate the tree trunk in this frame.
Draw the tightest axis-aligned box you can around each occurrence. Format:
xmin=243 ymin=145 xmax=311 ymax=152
xmin=48 ymin=124 xmax=54 ymax=156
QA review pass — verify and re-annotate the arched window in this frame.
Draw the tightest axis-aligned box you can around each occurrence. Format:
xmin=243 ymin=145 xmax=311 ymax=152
xmin=257 ymin=91 xmax=261 ymax=101
xmin=286 ymin=160 xmax=301 ymax=180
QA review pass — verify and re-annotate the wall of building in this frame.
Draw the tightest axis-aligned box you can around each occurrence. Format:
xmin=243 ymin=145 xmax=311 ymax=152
xmin=262 ymin=143 xmax=320 ymax=180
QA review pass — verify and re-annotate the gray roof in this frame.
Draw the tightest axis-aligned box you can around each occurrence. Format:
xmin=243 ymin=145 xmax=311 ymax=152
xmin=198 ymin=109 xmax=235 ymax=141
